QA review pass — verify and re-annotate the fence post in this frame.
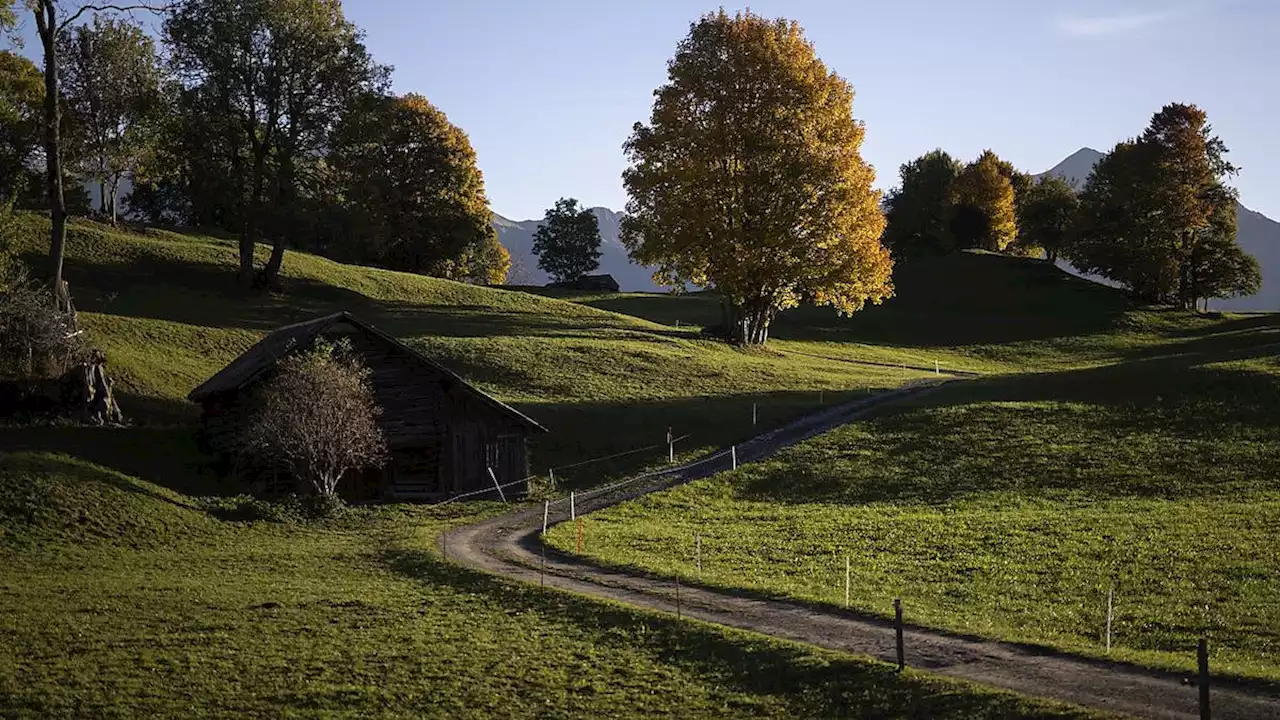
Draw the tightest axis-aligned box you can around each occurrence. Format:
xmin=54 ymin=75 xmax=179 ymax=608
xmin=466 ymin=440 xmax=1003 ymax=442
xmin=487 ymin=467 xmax=507 ymax=503
xmin=1105 ymin=586 xmax=1113 ymax=653
xmin=844 ymin=556 xmax=850 ymax=608
xmin=752 ymin=402 xmax=757 ymax=426
xmin=894 ymin=598 xmax=905 ymax=671
xmin=935 ymin=360 xmax=940 ymax=375
xmin=542 ymin=500 xmax=549 ymax=535
xmin=668 ymin=427 xmax=674 ymax=463
xmin=675 ymin=573 xmax=681 ymax=619
xmin=570 ymin=491 xmax=576 ymax=520
xmin=731 ymin=445 xmax=737 ymax=470
xmin=1198 ymin=637 xmax=1210 ymax=720
xmin=549 ymin=467 xmax=556 ymax=490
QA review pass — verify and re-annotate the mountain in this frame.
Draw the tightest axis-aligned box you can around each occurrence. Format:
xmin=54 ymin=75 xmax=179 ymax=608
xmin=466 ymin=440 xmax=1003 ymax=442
xmin=493 ymin=207 xmax=664 ymax=292
xmin=1037 ymin=147 xmax=1280 ymax=312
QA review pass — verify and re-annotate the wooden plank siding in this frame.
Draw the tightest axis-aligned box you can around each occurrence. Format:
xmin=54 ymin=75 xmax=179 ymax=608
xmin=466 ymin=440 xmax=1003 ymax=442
xmin=193 ymin=318 xmax=537 ymax=503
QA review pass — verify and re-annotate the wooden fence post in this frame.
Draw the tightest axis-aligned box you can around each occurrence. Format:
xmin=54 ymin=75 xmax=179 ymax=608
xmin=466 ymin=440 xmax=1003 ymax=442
xmin=487 ymin=467 xmax=506 ymax=502
xmin=542 ymin=500 xmax=549 ymax=535
xmin=1199 ymin=637 xmax=1210 ymax=720
xmin=894 ymin=598 xmax=905 ymax=671
xmin=844 ymin=556 xmax=850 ymax=608
xmin=731 ymin=445 xmax=737 ymax=470
xmin=1105 ymin=587 xmax=1113 ymax=652
xmin=570 ymin=491 xmax=575 ymax=520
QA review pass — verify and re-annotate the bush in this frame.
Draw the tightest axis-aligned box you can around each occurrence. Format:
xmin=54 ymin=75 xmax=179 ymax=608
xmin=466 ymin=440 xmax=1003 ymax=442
xmin=198 ymin=493 xmax=348 ymax=523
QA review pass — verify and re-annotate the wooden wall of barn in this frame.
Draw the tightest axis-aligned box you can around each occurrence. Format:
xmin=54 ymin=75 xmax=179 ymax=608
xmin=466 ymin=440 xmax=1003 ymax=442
xmin=196 ymin=322 xmax=532 ymax=502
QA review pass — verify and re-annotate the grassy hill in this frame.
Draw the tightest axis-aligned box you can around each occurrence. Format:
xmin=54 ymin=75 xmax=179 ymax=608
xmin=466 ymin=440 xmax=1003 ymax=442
xmin=0 ymin=452 xmax=1101 ymax=718
xmin=548 ymin=297 xmax=1280 ymax=682
xmin=6 ymin=213 xmax=927 ymax=487
xmin=4 ymin=213 xmax=1271 ymax=713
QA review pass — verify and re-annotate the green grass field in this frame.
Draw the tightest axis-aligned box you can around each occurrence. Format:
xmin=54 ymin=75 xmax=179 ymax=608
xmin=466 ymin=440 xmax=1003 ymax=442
xmin=7 ymin=214 xmax=927 ymax=485
xmin=547 ymin=329 xmax=1280 ymax=683
xmin=0 ymin=452 xmax=1104 ymax=718
xmin=5 ymin=213 xmax=1275 ymax=713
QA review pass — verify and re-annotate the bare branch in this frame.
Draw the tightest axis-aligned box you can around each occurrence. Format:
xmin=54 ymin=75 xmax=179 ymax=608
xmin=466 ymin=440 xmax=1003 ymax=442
xmin=56 ymin=2 xmax=173 ymax=33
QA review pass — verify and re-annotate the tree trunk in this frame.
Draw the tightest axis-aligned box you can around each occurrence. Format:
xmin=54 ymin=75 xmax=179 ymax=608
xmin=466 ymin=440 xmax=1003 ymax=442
xmin=726 ymin=301 xmax=774 ymax=347
xmin=35 ymin=2 xmax=70 ymax=313
xmin=257 ymin=241 xmax=285 ymax=290
xmin=108 ymin=175 xmax=120 ymax=225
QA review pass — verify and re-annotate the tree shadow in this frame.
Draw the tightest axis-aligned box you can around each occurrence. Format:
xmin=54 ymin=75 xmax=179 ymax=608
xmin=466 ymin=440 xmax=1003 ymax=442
xmin=732 ymin=350 xmax=1280 ymax=506
xmin=0 ymin=424 xmax=232 ymax=497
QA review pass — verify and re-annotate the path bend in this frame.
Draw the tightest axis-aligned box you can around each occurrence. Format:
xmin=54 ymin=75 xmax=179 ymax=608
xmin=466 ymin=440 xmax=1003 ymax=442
xmin=444 ymin=382 xmax=1280 ymax=720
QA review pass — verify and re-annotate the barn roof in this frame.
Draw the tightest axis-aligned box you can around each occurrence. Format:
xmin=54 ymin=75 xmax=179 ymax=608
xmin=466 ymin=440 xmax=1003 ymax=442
xmin=187 ymin=311 xmax=546 ymax=433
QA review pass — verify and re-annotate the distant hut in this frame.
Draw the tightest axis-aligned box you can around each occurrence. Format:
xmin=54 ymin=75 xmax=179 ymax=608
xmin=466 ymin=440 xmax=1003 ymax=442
xmin=547 ymin=274 xmax=621 ymax=293
xmin=188 ymin=311 xmax=546 ymax=502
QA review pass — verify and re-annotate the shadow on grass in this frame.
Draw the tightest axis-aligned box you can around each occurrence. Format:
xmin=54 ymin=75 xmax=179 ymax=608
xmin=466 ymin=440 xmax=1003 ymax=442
xmin=0 ymin=424 xmax=231 ymax=497
xmin=733 ymin=351 xmax=1280 ymax=505
xmin=378 ymin=547 xmax=1083 ymax=719
xmin=518 ymin=389 xmax=890 ymax=489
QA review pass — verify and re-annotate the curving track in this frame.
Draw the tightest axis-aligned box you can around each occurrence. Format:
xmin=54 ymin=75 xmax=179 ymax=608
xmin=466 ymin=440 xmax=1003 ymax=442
xmin=443 ymin=381 xmax=1280 ymax=720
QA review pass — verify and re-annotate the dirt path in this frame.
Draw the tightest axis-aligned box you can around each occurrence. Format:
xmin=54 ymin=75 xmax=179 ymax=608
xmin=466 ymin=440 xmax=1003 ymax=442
xmin=444 ymin=382 xmax=1280 ymax=720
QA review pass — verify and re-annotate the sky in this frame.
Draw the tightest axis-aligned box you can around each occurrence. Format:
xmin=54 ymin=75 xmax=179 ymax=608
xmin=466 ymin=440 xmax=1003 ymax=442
xmin=340 ymin=0 xmax=1279 ymax=221
xmin=7 ymin=1 xmax=1277 ymax=221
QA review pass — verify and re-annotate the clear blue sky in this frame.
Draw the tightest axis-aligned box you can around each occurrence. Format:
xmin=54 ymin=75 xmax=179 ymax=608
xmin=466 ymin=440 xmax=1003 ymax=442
xmin=343 ymin=0 xmax=1279 ymax=221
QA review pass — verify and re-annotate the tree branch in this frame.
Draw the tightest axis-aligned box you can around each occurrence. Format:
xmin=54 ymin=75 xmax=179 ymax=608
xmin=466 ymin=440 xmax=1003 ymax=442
xmin=56 ymin=2 xmax=174 ymax=33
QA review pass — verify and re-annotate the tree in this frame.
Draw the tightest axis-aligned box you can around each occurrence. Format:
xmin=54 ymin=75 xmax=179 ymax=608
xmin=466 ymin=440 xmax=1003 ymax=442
xmin=165 ymin=0 xmax=388 ymax=289
xmin=0 ymin=51 xmax=44 ymax=201
xmin=1185 ymin=185 xmax=1259 ymax=309
xmin=328 ymin=93 xmax=506 ymax=283
xmin=1070 ymin=104 xmax=1254 ymax=308
xmin=1016 ymin=174 xmax=1079 ymax=262
xmin=951 ymin=150 xmax=1018 ymax=251
xmin=58 ymin=15 xmax=163 ymax=224
xmin=532 ymin=197 xmax=602 ymax=283
xmin=241 ymin=340 xmax=386 ymax=498
xmin=881 ymin=149 xmax=961 ymax=259
xmin=621 ymin=10 xmax=892 ymax=346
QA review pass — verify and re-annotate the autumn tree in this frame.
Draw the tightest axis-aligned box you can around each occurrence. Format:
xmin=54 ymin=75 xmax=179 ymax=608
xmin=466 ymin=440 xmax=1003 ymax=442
xmin=329 ymin=93 xmax=507 ymax=283
xmin=165 ymin=0 xmax=388 ymax=289
xmin=951 ymin=150 xmax=1018 ymax=251
xmin=242 ymin=340 xmax=386 ymax=498
xmin=1016 ymin=174 xmax=1079 ymax=262
xmin=621 ymin=10 xmax=892 ymax=346
xmin=533 ymin=197 xmax=602 ymax=283
xmin=881 ymin=149 xmax=961 ymax=259
xmin=1070 ymin=104 xmax=1254 ymax=307
xmin=58 ymin=16 xmax=163 ymax=224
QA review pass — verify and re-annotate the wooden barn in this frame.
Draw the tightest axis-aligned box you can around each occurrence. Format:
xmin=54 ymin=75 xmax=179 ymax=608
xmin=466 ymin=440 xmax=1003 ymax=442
xmin=188 ymin=311 xmax=546 ymax=502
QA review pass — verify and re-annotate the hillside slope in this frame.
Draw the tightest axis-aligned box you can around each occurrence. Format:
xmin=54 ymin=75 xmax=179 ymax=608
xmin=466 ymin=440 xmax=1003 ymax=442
xmin=6 ymin=214 xmax=925 ymax=485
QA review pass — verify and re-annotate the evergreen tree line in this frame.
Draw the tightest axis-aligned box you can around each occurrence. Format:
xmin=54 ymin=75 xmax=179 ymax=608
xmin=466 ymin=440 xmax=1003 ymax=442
xmin=882 ymin=103 xmax=1259 ymax=309
xmin=0 ymin=0 xmax=507 ymax=290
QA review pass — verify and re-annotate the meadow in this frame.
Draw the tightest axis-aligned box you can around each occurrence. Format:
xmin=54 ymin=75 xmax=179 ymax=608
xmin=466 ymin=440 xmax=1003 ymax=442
xmin=0 ymin=452 xmax=1103 ymax=718
xmin=546 ymin=318 xmax=1280 ymax=683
